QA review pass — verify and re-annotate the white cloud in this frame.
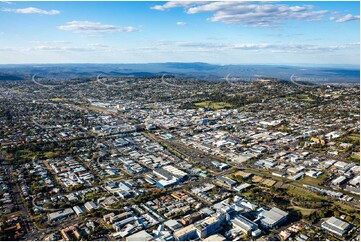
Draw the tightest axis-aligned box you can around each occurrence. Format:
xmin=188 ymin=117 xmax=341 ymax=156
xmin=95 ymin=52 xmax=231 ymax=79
xmin=30 ymin=40 xmax=71 ymax=45
xmin=156 ymin=40 xmax=226 ymax=49
xmin=151 ymin=1 xmax=206 ymax=11
xmin=1 ymin=7 xmax=60 ymax=15
xmin=233 ymin=43 xmax=272 ymax=49
xmin=152 ymin=1 xmax=329 ymax=27
xmin=1 ymin=40 xmax=358 ymax=57
xmin=155 ymin=40 xmax=359 ymax=53
xmin=32 ymin=44 xmax=115 ymax=52
xmin=176 ymin=21 xmax=188 ymax=26
xmin=88 ymin=43 xmax=110 ymax=48
xmin=0 ymin=1 xmax=13 ymax=4
xmin=335 ymin=14 xmax=360 ymax=23
xmin=57 ymin=21 xmax=139 ymax=34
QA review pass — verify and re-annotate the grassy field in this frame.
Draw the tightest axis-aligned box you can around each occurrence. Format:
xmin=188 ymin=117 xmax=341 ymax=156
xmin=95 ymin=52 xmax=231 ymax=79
xmin=44 ymin=151 xmax=61 ymax=159
xmin=49 ymin=97 xmax=66 ymax=101
xmin=274 ymin=181 xmax=289 ymax=189
xmin=194 ymin=101 xmax=233 ymax=109
xmin=350 ymin=152 xmax=360 ymax=161
xmin=245 ymin=168 xmax=274 ymax=177
xmin=287 ymin=94 xmax=315 ymax=102
xmin=289 ymin=206 xmax=316 ymax=216
xmin=287 ymin=185 xmax=325 ymax=201
xmin=16 ymin=149 xmax=40 ymax=160
xmin=144 ymin=105 xmax=158 ymax=109
xmin=334 ymin=201 xmax=359 ymax=215
xmin=293 ymin=173 xmax=327 ymax=188
xmin=348 ymin=133 xmax=360 ymax=142
xmin=333 ymin=201 xmax=360 ymax=225
xmin=88 ymin=105 xmax=109 ymax=112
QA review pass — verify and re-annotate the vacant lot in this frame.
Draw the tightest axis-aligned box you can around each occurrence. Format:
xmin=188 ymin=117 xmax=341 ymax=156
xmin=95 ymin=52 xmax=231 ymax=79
xmin=235 ymin=170 xmax=252 ymax=178
xmin=261 ymin=179 xmax=276 ymax=187
xmin=252 ymin=175 xmax=263 ymax=183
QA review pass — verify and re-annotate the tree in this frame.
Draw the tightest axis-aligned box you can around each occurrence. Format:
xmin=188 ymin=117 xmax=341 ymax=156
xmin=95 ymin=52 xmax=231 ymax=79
xmin=318 ymin=210 xmax=326 ymax=218
xmin=345 ymin=215 xmax=353 ymax=222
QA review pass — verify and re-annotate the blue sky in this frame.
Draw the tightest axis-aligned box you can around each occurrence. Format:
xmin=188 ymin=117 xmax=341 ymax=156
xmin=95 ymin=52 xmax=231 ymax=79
xmin=0 ymin=1 xmax=359 ymax=65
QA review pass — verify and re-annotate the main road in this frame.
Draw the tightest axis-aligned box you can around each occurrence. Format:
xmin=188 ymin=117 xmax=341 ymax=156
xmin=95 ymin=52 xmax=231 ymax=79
xmin=4 ymin=164 xmax=36 ymax=236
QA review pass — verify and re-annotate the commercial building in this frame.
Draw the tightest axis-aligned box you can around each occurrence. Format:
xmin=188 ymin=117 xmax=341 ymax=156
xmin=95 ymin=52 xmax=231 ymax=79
xmin=103 ymin=213 xmax=115 ymax=223
xmin=195 ymin=217 xmax=221 ymax=238
xmin=173 ymin=224 xmax=198 ymax=241
xmin=231 ymin=214 xmax=258 ymax=234
xmin=126 ymin=230 xmax=153 ymax=241
xmin=234 ymin=183 xmax=252 ymax=192
xmin=171 ymin=191 xmax=189 ymax=201
xmin=181 ymin=212 xmax=206 ymax=226
xmin=60 ymin=226 xmax=81 ymax=241
xmin=84 ymin=201 xmax=98 ymax=211
xmin=164 ymin=219 xmax=183 ymax=231
xmin=163 ymin=165 xmax=187 ymax=178
xmin=211 ymin=161 xmax=230 ymax=170
xmin=113 ymin=217 xmax=136 ymax=231
xmin=279 ymin=230 xmax=292 ymax=240
xmin=48 ymin=208 xmax=74 ymax=222
xmin=72 ymin=206 xmax=84 ymax=216
xmin=332 ymin=176 xmax=348 ymax=186
xmin=109 ymin=212 xmax=132 ymax=224
xmin=258 ymin=207 xmax=288 ymax=228
xmin=203 ymin=234 xmax=226 ymax=241
xmin=215 ymin=176 xmax=237 ymax=189
xmin=349 ymin=175 xmax=360 ymax=186
xmin=291 ymin=172 xmax=305 ymax=181
xmin=154 ymin=165 xmax=188 ymax=188
xmin=321 ymin=217 xmax=352 ymax=237
xmin=154 ymin=165 xmax=187 ymax=179
xmin=156 ymin=178 xmax=178 ymax=188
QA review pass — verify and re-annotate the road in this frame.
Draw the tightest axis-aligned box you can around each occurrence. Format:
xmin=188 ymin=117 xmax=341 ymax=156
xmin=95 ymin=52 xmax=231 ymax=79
xmin=26 ymin=217 xmax=82 ymax=241
xmin=4 ymin=164 xmax=36 ymax=236
xmin=32 ymin=196 xmax=60 ymax=212
xmin=290 ymin=74 xmax=317 ymax=88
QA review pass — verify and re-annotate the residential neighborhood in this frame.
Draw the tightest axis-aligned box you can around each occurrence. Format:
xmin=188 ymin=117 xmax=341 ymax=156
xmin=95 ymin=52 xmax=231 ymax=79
xmin=0 ymin=74 xmax=359 ymax=241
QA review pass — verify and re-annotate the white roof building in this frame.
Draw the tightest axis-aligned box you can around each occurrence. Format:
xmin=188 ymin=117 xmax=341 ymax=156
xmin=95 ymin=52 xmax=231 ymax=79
xmin=126 ymin=230 xmax=153 ymax=241
xmin=84 ymin=201 xmax=98 ymax=211
xmin=258 ymin=207 xmax=288 ymax=229
xmin=73 ymin=205 xmax=84 ymax=216
xmin=321 ymin=217 xmax=352 ymax=236
xmin=332 ymin=176 xmax=347 ymax=186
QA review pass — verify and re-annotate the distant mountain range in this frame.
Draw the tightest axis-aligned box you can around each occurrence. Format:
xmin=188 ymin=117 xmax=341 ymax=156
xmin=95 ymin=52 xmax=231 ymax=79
xmin=0 ymin=63 xmax=359 ymax=84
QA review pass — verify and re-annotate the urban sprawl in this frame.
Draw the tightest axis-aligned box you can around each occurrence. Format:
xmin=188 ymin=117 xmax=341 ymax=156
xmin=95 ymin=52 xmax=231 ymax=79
xmin=0 ymin=75 xmax=359 ymax=241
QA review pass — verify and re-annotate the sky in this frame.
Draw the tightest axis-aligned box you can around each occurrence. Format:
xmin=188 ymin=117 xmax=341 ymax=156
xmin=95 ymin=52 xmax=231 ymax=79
xmin=0 ymin=1 xmax=360 ymax=65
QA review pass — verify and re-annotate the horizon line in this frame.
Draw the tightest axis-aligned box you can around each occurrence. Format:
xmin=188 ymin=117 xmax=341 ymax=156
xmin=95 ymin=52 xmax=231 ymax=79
xmin=0 ymin=62 xmax=359 ymax=69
